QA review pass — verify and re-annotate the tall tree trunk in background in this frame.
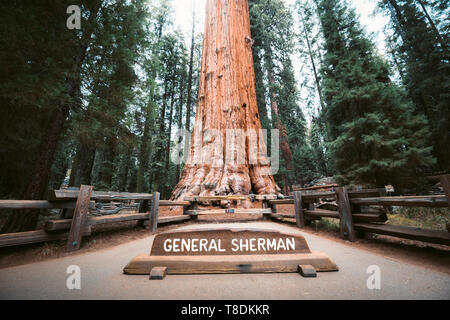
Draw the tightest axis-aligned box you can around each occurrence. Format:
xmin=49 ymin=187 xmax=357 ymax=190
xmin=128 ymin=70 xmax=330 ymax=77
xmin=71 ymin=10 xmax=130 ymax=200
xmin=176 ymin=75 xmax=185 ymax=184
xmin=164 ymin=81 xmax=176 ymax=198
xmin=299 ymin=8 xmax=325 ymax=112
xmin=136 ymin=102 xmax=152 ymax=192
xmin=385 ymin=0 xmax=446 ymax=170
xmin=70 ymin=144 xmax=96 ymax=187
xmin=264 ymin=47 xmax=293 ymax=194
xmin=153 ymin=80 xmax=169 ymax=193
xmin=0 ymin=102 xmax=71 ymax=233
xmin=97 ymin=137 xmax=117 ymax=189
xmin=386 ymin=0 xmax=411 ymax=49
xmin=185 ymin=7 xmax=196 ymax=133
xmin=179 ymin=7 xmax=196 ymax=193
xmin=137 ymin=11 xmax=167 ymax=193
xmin=264 ymin=48 xmax=293 ymax=172
xmin=416 ymin=0 xmax=446 ymax=51
xmin=171 ymin=0 xmax=280 ymax=202
xmin=386 ymin=40 xmax=406 ymax=82
xmin=119 ymin=147 xmax=133 ymax=192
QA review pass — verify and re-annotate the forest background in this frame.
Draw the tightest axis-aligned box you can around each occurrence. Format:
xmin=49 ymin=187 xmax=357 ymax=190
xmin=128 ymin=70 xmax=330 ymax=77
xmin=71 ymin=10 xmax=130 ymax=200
xmin=0 ymin=0 xmax=448 ymax=232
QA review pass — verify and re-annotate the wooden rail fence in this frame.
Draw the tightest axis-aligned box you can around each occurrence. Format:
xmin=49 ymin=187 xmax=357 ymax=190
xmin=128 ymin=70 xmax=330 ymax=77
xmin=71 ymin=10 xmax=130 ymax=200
xmin=0 ymin=186 xmax=191 ymax=250
xmin=0 ymin=175 xmax=449 ymax=250
xmin=270 ymin=175 xmax=450 ymax=245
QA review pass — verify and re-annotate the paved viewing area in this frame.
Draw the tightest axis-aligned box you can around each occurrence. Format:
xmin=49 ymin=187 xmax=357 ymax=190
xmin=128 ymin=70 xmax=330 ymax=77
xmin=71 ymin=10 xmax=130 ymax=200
xmin=0 ymin=222 xmax=448 ymax=300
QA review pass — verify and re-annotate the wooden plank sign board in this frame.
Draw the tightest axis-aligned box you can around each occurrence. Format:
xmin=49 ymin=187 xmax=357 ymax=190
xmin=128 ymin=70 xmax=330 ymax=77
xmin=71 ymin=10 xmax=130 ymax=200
xmin=123 ymin=227 xmax=338 ymax=276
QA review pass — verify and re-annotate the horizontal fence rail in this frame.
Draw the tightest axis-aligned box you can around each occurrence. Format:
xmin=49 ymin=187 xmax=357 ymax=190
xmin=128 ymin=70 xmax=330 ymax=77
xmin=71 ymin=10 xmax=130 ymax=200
xmin=0 ymin=188 xmax=192 ymax=250
xmin=270 ymin=175 xmax=450 ymax=245
xmin=0 ymin=174 xmax=449 ymax=250
xmin=0 ymin=200 xmax=95 ymax=209
xmin=269 ymin=194 xmax=448 ymax=208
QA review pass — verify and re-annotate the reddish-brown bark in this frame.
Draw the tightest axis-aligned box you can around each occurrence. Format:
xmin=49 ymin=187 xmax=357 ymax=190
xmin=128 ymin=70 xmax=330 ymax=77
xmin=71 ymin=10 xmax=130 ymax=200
xmin=171 ymin=0 xmax=280 ymax=202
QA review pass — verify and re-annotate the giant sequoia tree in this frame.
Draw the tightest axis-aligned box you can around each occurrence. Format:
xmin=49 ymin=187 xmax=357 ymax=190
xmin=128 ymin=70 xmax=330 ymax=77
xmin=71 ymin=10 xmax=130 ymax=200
xmin=171 ymin=0 xmax=280 ymax=201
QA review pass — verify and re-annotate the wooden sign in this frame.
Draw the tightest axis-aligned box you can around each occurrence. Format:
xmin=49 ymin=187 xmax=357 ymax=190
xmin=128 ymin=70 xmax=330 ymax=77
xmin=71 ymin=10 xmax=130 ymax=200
xmin=150 ymin=228 xmax=311 ymax=256
xmin=123 ymin=227 xmax=338 ymax=276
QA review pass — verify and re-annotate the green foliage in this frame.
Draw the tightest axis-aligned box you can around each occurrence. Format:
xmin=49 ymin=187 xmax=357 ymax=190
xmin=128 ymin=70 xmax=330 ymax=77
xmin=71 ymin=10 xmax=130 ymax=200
xmin=250 ymin=0 xmax=314 ymax=187
xmin=0 ymin=1 xmax=82 ymax=197
xmin=378 ymin=0 xmax=450 ymax=171
xmin=0 ymin=0 xmax=445 ymax=207
xmin=317 ymin=0 xmax=436 ymax=188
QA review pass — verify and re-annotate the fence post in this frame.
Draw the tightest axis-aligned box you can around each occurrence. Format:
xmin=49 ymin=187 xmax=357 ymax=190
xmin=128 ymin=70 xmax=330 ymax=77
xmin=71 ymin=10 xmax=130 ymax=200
xmin=148 ymin=192 xmax=160 ymax=233
xmin=294 ymin=191 xmax=305 ymax=228
xmin=335 ymin=187 xmax=355 ymax=242
xmin=189 ymin=197 xmax=199 ymax=221
xmin=270 ymin=202 xmax=277 ymax=214
xmin=441 ymin=175 xmax=450 ymax=207
xmin=262 ymin=196 xmax=271 ymax=220
xmin=66 ymin=185 xmax=93 ymax=252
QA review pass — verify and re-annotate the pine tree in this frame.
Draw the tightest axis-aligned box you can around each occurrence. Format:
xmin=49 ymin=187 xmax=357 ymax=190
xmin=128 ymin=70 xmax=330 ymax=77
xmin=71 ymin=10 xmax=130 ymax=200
xmin=296 ymin=0 xmax=334 ymax=182
xmin=0 ymin=0 xmax=149 ymax=231
xmin=317 ymin=0 xmax=435 ymax=188
xmin=0 ymin=1 xmax=104 ymax=232
xmin=152 ymin=32 xmax=188 ymax=198
xmin=378 ymin=0 xmax=450 ymax=171
xmin=70 ymin=0 xmax=145 ymax=191
xmin=135 ymin=0 xmax=170 ymax=193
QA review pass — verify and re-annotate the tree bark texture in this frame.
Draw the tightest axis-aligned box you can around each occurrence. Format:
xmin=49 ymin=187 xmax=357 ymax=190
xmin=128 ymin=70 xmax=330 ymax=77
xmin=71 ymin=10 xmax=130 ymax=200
xmin=171 ymin=0 xmax=280 ymax=202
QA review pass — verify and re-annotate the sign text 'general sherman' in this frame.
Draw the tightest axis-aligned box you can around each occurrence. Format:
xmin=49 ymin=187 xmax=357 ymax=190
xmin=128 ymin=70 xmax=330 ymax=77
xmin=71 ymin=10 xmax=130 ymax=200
xmin=150 ymin=228 xmax=311 ymax=256
xmin=123 ymin=227 xmax=339 ymax=275
xmin=163 ymin=237 xmax=296 ymax=253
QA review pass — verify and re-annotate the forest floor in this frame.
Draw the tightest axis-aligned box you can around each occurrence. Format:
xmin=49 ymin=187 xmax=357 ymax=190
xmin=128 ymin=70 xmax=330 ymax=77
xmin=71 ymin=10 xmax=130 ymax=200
xmin=0 ymin=204 xmax=449 ymax=274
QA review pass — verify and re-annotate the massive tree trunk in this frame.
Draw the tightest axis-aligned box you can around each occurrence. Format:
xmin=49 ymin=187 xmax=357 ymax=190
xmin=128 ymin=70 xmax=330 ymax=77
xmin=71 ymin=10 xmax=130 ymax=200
xmin=171 ymin=0 xmax=280 ymax=202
